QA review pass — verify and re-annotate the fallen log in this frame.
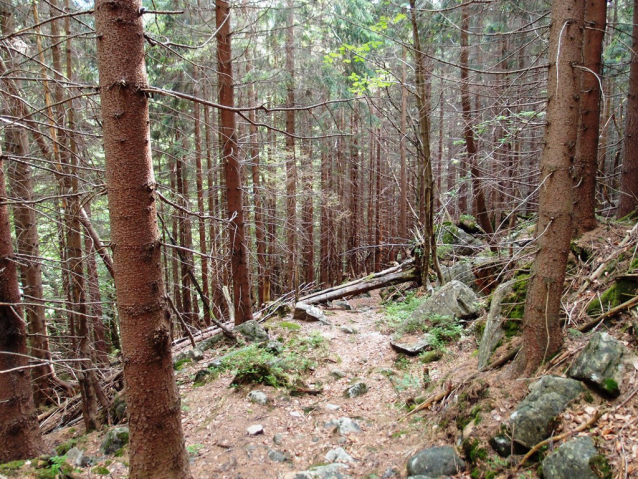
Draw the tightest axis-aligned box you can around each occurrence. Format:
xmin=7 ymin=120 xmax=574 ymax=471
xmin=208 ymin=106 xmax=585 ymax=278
xmin=300 ymin=260 xmax=413 ymax=303
xmin=302 ymin=268 xmax=418 ymax=305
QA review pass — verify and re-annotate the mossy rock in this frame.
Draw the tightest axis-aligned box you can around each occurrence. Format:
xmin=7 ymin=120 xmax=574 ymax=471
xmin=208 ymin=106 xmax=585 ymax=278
xmin=230 ymin=363 xmax=288 ymax=388
xmin=100 ymin=427 xmax=130 ymax=455
xmin=586 ymin=278 xmax=638 ymax=316
xmin=92 ymin=466 xmax=110 ymax=475
xmin=55 ymin=438 xmax=77 ymax=456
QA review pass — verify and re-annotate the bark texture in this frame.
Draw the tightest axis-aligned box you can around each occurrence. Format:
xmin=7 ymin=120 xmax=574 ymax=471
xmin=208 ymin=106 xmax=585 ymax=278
xmin=617 ymin=0 xmax=638 ymax=217
xmin=216 ymin=0 xmax=254 ymax=324
xmin=0 ymin=149 xmax=46 ymax=463
xmin=515 ymin=0 xmax=585 ymax=376
xmin=94 ymin=0 xmax=192 ymax=476
xmin=573 ymin=0 xmax=606 ymax=234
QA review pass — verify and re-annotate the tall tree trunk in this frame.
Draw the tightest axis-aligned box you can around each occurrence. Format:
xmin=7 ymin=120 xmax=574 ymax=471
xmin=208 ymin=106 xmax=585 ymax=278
xmin=285 ymin=0 xmax=298 ymax=294
xmin=399 ymin=48 xmax=408 ymax=248
xmin=0 ymin=9 xmax=55 ymax=407
xmin=302 ymin=138 xmax=315 ymax=284
xmin=348 ymin=110 xmax=360 ymax=277
xmin=216 ymin=0 xmax=253 ymax=324
xmin=0 ymin=146 xmax=46 ymax=463
xmin=95 ymin=0 xmax=192 ymax=476
xmin=617 ymin=0 xmax=638 ymax=217
xmin=460 ymin=5 xmax=494 ymax=236
xmin=573 ymin=0 xmax=607 ymax=234
xmin=514 ymin=0 xmax=585 ymax=376
xmin=409 ymin=0 xmax=443 ymax=286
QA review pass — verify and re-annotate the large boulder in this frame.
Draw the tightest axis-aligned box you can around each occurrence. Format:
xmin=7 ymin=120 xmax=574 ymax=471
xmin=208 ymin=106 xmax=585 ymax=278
xmin=412 ymin=280 xmax=480 ymax=321
xmin=567 ymin=332 xmax=625 ymax=397
xmin=439 ymin=262 xmax=476 ymax=290
xmin=406 ymin=446 xmax=465 ymax=477
xmin=439 ymin=224 xmax=483 ymax=256
xmin=508 ymin=376 xmax=584 ymax=448
xmin=294 ymin=302 xmax=329 ymax=324
xmin=477 ymin=280 xmax=514 ymax=370
xmin=237 ymin=320 xmax=269 ymax=342
xmin=542 ymin=436 xmax=611 ymax=479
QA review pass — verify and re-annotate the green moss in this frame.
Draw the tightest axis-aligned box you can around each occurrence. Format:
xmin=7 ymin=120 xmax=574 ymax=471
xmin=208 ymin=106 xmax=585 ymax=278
xmin=55 ymin=438 xmax=77 ymax=456
xmin=587 ymin=278 xmax=638 ymax=316
xmin=92 ymin=466 xmax=110 ymax=475
xmin=278 ymin=321 xmax=301 ymax=331
xmin=173 ymin=357 xmax=192 ymax=371
xmin=589 ymin=454 xmax=612 ymax=479
xmin=463 ymin=439 xmax=488 ymax=464
xmin=0 ymin=460 xmax=26 ymax=472
xmin=603 ymin=378 xmax=619 ymax=396
xmin=503 ymin=320 xmax=520 ymax=337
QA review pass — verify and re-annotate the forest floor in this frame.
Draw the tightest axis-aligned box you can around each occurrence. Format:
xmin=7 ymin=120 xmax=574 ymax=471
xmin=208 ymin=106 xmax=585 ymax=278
xmin=4 ymin=225 xmax=638 ymax=479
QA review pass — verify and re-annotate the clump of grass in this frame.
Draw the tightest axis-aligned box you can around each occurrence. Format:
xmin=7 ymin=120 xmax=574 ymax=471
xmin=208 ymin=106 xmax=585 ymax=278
xmin=382 ymin=293 xmax=424 ymax=330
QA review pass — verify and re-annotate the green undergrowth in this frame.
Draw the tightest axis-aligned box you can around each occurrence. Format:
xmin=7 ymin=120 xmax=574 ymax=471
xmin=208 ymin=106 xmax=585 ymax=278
xmin=195 ymin=331 xmax=328 ymax=390
xmin=586 ymin=277 xmax=638 ymax=316
xmin=382 ymin=293 xmax=424 ymax=329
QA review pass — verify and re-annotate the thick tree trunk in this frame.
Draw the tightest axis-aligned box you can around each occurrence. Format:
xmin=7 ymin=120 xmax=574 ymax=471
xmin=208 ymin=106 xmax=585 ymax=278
xmin=0 ymin=152 xmax=45 ymax=463
xmin=573 ymin=0 xmax=607 ymax=234
xmin=216 ymin=0 xmax=253 ymax=324
xmin=94 ymin=0 xmax=192 ymax=476
xmin=514 ymin=0 xmax=585 ymax=376
xmin=617 ymin=0 xmax=638 ymax=217
xmin=399 ymin=48 xmax=408 ymax=247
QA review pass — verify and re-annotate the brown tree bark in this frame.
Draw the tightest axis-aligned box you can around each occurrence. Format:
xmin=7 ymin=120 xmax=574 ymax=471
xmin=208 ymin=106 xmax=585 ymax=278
xmin=514 ymin=0 xmax=585 ymax=376
xmin=573 ymin=0 xmax=607 ymax=234
xmin=617 ymin=0 xmax=638 ymax=217
xmin=399 ymin=48 xmax=408 ymax=247
xmin=410 ymin=0 xmax=443 ymax=286
xmin=0 ymin=146 xmax=46 ymax=463
xmin=94 ymin=0 xmax=192 ymax=476
xmin=285 ymin=0 xmax=298 ymax=294
xmin=0 ymin=9 xmax=55 ymax=407
xmin=216 ymin=0 xmax=253 ymax=324
xmin=460 ymin=5 xmax=494 ymax=236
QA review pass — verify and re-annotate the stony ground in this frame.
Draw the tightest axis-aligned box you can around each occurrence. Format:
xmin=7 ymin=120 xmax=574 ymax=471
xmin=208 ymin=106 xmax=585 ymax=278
xmin=8 ymin=254 xmax=638 ymax=478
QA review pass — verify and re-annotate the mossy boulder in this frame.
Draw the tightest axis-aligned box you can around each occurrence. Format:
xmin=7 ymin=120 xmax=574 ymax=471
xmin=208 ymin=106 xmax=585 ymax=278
xmin=508 ymin=376 xmax=584 ymax=448
xmin=542 ymin=436 xmax=611 ymax=479
xmin=412 ymin=280 xmax=480 ymax=321
xmin=438 ymin=223 xmax=483 ymax=256
xmin=406 ymin=446 xmax=465 ymax=477
xmin=100 ymin=427 xmax=129 ymax=455
xmin=567 ymin=332 xmax=625 ymax=397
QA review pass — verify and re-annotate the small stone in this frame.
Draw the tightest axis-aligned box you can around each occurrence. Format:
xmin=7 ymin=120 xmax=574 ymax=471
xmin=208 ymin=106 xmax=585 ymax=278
xmin=326 ymin=403 xmax=340 ymax=411
xmin=326 ymin=447 xmax=355 ymax=464
xmin=406 ymin=446 xmax=465 ymax=477
xmin=312 ymin=436 xmax=320 ymax=442
xmin=247 ymin=390 xmax=268 ymax=405
xmin=268 ymin=449 xmax=290 ymax=463
xmin=247 ymin=424 xmax=264 ymax=435
xmin=207 ymin=359 xmax=222 ymax=368
xmin=290 ymin=411 xmax=302 ymax=418
xmin=193 ymin=369 xmax=211 ymax=383
xmin=273 ymin=433 xmax=284 ymax=445
xmin=331 ymin=369 xmax=347 ymax=379
xmin=340 ymin=326 xmax=357 ymax=334
xmin=488 ymin=434 xmax=526 ymax=458
xmin=66 ymin=447 xmax=92 ymax=468
xmin=390 ymin=335 xmax=434 ymax=356
xmin=343 ymin=382 xmax=368 ymax=398
xmin=381 ymin=467 xmax=400 ymax=478
xmin=333 ymin=300 xmax=353 ymax=311
xmin=294 ymin=463 xmax=352 ymax=479
xmin=325 ymin=417 xmax=362 ymax=435
xmin=190 ymin=348 xmax=204 ymax=362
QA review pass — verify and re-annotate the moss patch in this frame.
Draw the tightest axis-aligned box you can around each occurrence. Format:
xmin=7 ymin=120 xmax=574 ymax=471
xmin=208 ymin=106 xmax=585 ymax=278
xmin=587 ymin=278 xmax=638 ymax=316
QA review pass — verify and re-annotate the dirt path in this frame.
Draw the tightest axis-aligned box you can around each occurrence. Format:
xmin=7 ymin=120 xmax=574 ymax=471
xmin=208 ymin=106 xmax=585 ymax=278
xmin=179 ymin=292 xmax=461 ymax=478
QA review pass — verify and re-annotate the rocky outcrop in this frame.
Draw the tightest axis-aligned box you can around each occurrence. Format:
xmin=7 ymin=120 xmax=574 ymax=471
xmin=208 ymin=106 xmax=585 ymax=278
xmin=237 ymin=320 xmax=269 ymax=342
xmin=100 ymin=427 xmax=130 ymax=455
xmin=567 ymin=332 xmax=625 ymax=397
xmin=390 ymin=335 xmax=435 ymax=355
